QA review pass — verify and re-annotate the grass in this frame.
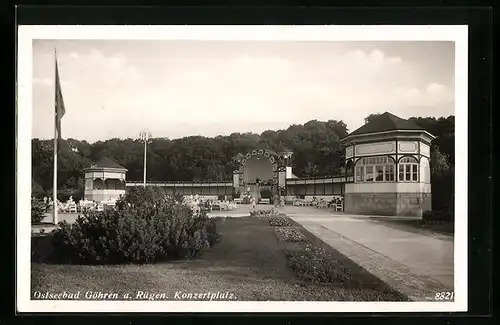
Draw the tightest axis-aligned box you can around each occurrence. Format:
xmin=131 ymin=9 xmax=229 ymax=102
xmin=32 ymin=216 xmax=408 ymax=301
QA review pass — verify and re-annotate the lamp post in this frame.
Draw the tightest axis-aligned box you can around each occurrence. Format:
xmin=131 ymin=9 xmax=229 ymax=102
xmin=278 ymin=150 xmax=293 ymax=196
xmin=139 ymin=129 xmax=152 ymax=187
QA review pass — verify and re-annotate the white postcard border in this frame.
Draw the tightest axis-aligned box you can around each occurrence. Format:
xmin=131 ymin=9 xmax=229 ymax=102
xmin=17 ymin=25 xmax=468 ymax=313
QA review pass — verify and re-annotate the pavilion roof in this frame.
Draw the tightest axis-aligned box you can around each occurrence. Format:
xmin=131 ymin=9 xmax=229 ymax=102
xmin=89 ymin=157 xmax=127 ymax=170
xmin=347 ymin=112 xmax=425 ymax=137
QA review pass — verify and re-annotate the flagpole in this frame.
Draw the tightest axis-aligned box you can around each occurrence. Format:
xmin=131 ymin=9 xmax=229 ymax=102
xmin=53 ymin=49 xmax=58 ymax=224
xmin=139 ymin=130 xmax=151 ymax=188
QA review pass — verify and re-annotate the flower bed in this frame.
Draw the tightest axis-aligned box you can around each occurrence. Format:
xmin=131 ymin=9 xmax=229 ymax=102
xmin=274 ymin=227 xmax=306 ymax=242
xmin=284 ymin=243 xmax=353 ymax=284
xmin=249 ymin=209 xmax=278 ymax=218
xmin=268 ymin=216 xmax=291 ymax=227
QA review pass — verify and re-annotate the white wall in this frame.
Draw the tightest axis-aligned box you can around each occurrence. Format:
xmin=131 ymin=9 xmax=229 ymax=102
xmin=398 ymin=140 xmax=419 ymax=153
xmin=345 ymin=182 xmax=431 ymax=193
xmin=346 ymin=146 xmax=354 ymax=158
xmin=85 ymin=171 xmax=126 ymax=180
xmin=420 ymin=142 xmax=431 ymax=157
xmin=354 ymin=141 xmax=396 ymax=156
xmin=420 ymin=157 xmax=431 ymax=184
xmin=84 ymin=189 xmax=126 ymax=202
xmin=233 ymin=173 xmax=239 ymax=188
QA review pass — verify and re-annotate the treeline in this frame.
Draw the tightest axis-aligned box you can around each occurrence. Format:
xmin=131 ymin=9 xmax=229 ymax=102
xmin=32 ymin=115 xmax=455 ymax=209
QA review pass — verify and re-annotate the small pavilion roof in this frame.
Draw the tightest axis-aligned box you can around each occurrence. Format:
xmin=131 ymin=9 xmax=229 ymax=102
xmin=347 ymin=112 xmax=425 ymax=137
xmin=87 ymin=157 xmax=127 ymax=171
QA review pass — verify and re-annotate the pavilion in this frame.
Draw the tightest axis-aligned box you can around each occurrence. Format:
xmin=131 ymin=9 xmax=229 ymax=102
xmin=340 ymin=112 xmax=435 ymax=216
xmin=83 ymin=157 xmax=127 ymax=202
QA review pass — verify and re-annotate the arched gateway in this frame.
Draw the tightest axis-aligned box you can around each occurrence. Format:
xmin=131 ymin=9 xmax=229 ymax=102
xmin=231 ymin=149 xmax=293 ymax=201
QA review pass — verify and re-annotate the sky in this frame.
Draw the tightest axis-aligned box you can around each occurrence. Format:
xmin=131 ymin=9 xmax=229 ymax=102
xmin=32 ymin=40 xmax=455 ymax=142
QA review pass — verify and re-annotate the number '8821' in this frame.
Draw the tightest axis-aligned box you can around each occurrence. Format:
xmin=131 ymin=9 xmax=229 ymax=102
xmin=434 ymin=292 xmax=454 ymax=300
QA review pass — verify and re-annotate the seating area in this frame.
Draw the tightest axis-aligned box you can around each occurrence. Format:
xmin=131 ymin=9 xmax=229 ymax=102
xmin=292 ymin=196 xmax=344 ymax=211
xmin=206 ymin=200 xmax=238 ymax=211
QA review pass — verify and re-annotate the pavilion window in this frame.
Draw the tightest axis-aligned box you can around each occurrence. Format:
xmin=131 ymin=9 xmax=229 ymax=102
xmin=355 ymin=166 xmax=364 ymax=182
xmin=355 ymin=156 xmax=395 ymax=183
xmin=398 ymin=156 xmax=419 ymax=182
xmin=385 ymin=164 xmax=395 ymax=181
xmin=375 ymin=165 xmax=384 ymax=181
xmin=412 ymin=164 xmax=418 ymax=181
xmin=365 ymin=166 xmax=374 ymax=182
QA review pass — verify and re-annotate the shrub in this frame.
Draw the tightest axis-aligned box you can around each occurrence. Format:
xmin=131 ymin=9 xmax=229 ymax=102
xmin=268 ymin=216 xmax=291 ymax=227
xmin=274 ymin=227 xmax=306 ymax=242
xmin=422 ymin=210 xmax=453 ymax=224
xmin=51 ymin=197 xmax=218 ymax=264
xmin=205 ymin=218 xmax=220 ymax=246
xmin=122 ymin=186 xmax=167 ymax=209
xmin=284 ymin=244 xmax=352 ymax=284
xmin=31 ymin=197 xmax=45 ymax=224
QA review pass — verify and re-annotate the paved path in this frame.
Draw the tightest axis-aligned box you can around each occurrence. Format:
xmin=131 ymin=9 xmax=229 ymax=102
xmin=282 ymin=206 xmax=454 ymax=301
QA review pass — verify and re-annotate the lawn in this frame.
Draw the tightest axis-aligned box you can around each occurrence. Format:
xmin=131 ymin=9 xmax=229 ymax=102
xmin=31 ymin=216 xmax=408 ymax=301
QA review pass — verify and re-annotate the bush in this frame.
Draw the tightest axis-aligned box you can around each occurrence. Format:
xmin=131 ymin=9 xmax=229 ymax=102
xmin=51 ymin=196 xmax=218 ymax=264
xmin=31 ymin=197 xmax=45 ymax=224
xmin=268 ymin=216 xmax=291 ymax=227
xmin=422 ymin=210 xmax=453 ymax=224
xmin=122 ymin=186 xmax=167 ymax=209
xmin=284 ymin=244 xmax=352 ymax=284
xmin=205 ymin=218 xmax=220 ymax=246
xmin=274 ymin=227 xmax=306 ymax=242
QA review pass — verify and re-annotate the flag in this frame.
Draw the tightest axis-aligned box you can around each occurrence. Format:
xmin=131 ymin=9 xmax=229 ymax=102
xmin=55 ymin=56 xmax=66 ymax=140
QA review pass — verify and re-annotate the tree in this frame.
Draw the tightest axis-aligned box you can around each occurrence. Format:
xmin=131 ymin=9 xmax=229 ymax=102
xmin=430 ymin=145 xmax=451 ymax=175
xmin=302 ymin=162 xmax=319 ymax=177
xmin=364 ymin=113 xmax=382 ymax=124
xmin=31 ymin=115 xmax=453 ymax=193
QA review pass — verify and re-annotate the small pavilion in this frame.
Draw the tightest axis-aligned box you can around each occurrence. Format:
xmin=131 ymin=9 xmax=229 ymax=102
xmin=340 ymin=112 xmax=435 ymax=217
xmin=83 ymin=157 xmax=127 ymax=203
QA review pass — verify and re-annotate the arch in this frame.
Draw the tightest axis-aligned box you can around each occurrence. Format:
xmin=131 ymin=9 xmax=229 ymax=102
xmin=233 ymin=149 xmax=283 ymax=187
xmin=354 ymin=155 xmax=396 ymax=183
xmin=398 ymin=155 xmax=419 ymax=182
xmin=93 ymin=178 xmax=105 ymax=190
xmin=345 ymin=159 xmax=354 ymax=175
xmin=355 ymin=155 xmax=396 ymax=166
xmin=104 ymin=178 xmax=124 ymax=190
xmin=242 ymin=155 xmax=275 ymax=185
xmin=235 ymin=149 xmax=279 ymax=173
xmin=398 ymin=155 xmax=418 ymax=163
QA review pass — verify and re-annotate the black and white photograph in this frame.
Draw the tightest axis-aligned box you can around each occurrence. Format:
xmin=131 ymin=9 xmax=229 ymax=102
xmin=17 ymin=25 xmax=467 ymax=313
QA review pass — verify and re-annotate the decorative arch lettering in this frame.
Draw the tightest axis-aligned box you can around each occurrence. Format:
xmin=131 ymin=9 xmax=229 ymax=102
xmin=234 ymin=149 xmax=279 ymax=185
